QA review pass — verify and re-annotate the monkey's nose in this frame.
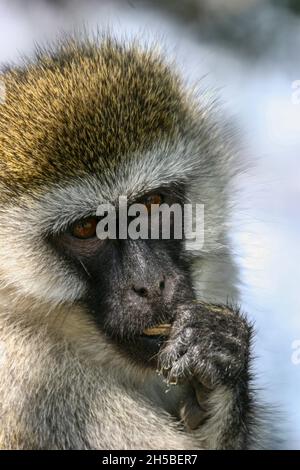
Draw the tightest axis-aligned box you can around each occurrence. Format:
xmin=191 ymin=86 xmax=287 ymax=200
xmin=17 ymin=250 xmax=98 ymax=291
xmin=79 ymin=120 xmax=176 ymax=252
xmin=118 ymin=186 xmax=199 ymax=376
xmin=132 ymin=277 xmax=165 ymax=298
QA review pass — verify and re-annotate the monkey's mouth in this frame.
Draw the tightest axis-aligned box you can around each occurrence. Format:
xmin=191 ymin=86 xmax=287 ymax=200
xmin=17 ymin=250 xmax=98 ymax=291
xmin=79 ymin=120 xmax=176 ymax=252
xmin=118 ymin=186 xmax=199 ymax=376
xmin=137 ymin=323 xmax=171 ymax=363
xmin=116 ymin=323 xmax=172 ymax=368
xmin=140 ymin=323 xmax=172 ymax=350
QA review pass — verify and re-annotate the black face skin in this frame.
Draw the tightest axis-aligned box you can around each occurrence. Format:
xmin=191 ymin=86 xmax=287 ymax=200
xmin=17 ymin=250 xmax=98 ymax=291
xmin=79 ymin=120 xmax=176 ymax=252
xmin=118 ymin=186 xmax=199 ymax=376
xmin=85 ymin=238 xmax=195 ymax=366
xmin=51 ymin=186 xmax=196 ymax=367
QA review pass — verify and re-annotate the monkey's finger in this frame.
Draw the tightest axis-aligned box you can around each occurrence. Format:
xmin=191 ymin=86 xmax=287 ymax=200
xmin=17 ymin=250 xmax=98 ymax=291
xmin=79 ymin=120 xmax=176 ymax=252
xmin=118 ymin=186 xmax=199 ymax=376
xmin=157 ymin=343 xmax=187 ymax=376
xmin=164 ymin=352 xmax=193 ymax=385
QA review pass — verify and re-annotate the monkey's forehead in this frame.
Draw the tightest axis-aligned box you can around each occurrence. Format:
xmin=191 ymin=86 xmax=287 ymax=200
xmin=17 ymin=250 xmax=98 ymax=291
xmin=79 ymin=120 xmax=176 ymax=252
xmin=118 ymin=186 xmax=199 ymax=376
xmin=0 ymin=39 xmax=203 ymax=197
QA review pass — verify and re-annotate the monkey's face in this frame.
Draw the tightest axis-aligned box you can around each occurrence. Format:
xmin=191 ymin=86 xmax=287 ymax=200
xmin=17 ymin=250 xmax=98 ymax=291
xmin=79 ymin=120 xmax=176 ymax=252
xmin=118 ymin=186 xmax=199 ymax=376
xmin=51 ymin=188 xmax=195 ymax=366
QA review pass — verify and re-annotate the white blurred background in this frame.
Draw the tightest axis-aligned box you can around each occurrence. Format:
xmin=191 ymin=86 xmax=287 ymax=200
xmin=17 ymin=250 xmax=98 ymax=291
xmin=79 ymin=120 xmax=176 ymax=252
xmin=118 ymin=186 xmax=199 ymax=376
xmin=0 ymin=0 xmax=299 ymax=449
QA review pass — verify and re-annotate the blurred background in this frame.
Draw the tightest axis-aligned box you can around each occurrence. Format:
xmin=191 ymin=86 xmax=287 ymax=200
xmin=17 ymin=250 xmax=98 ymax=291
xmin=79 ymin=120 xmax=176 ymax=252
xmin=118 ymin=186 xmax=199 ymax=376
xmin=0 ymin=0 xmax=299 ymax=449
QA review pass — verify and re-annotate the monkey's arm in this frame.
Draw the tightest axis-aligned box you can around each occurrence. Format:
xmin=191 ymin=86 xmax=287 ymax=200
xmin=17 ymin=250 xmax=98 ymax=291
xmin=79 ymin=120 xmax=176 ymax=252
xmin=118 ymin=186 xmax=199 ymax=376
xmin=158 ymin=303 xmax=256 ymax=449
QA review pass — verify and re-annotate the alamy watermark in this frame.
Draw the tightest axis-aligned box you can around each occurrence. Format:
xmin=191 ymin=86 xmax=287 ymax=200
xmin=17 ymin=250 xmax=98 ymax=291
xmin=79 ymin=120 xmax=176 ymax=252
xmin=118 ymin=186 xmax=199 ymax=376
xmin=95 ymin=196 xmax=205 ymax=250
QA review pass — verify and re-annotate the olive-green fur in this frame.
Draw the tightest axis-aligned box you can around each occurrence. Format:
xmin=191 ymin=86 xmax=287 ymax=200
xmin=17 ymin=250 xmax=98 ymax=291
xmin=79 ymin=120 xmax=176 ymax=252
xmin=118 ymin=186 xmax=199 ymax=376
xmin=0 ymin=38 xmax=191 ymax=197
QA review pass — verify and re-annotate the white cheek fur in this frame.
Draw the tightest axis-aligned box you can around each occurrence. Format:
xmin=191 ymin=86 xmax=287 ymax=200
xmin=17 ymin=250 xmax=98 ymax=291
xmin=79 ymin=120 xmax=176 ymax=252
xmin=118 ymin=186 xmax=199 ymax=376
xmin=0 ymin=207 xmax=86 ymax=304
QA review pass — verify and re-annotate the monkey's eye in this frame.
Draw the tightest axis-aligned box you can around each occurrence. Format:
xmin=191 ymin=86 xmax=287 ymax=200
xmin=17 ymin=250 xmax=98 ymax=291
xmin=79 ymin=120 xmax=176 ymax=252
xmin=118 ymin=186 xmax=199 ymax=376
xmin=144 ymin=194 xmax=163 ymax=214
xmin=71 ymin=217 xmax=98 ymax=239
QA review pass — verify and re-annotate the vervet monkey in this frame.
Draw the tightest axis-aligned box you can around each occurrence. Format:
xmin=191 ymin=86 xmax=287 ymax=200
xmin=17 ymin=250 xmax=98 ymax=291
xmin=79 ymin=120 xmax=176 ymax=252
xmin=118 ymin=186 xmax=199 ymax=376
xmin=0 ymin=37 xmax=267 ymax=449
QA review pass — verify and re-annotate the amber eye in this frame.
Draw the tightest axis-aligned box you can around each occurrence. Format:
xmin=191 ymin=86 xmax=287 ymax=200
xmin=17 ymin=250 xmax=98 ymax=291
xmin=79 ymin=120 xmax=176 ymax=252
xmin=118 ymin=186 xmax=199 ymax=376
xmin=71 ymin=217 xmax=98 ymax=239
xmin=144 ymin=194 xmax=163 ymax=213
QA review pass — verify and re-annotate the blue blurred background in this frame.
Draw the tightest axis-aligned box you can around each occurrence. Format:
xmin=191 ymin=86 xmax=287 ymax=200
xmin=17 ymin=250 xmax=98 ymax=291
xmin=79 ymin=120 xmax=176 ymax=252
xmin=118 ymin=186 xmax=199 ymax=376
xmin=0 ymin=0 xmax=299 ymax=449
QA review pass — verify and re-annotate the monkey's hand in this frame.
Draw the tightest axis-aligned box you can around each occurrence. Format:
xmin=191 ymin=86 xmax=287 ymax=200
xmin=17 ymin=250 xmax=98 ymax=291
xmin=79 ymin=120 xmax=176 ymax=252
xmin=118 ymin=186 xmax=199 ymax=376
xmin=158 ymin=303 xmax=253 ymax=449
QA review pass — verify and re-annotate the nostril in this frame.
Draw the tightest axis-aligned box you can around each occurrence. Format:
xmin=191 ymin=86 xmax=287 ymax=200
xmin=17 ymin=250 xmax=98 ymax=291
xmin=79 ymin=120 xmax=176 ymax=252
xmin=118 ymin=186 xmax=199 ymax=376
xmin=138 ymin=287 xmax=148 ymax=297
xmin=132 ymin=277 xmax=165 ymax=298
xmin=132 ymin=285 xmax=148 ymax=297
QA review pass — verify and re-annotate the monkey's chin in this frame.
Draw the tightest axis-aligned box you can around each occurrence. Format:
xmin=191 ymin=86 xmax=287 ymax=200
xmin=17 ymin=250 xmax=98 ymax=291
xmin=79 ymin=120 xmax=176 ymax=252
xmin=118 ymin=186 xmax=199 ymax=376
xmin=132 ymin=323 xmax=171 ymax=365
xmin=140 ymin=335 xmax=166 ymax=367
xmin=131 ymin=334 xmax=167 ymax=367
xmin=107 ymin=323 xmax=172 ymax=367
